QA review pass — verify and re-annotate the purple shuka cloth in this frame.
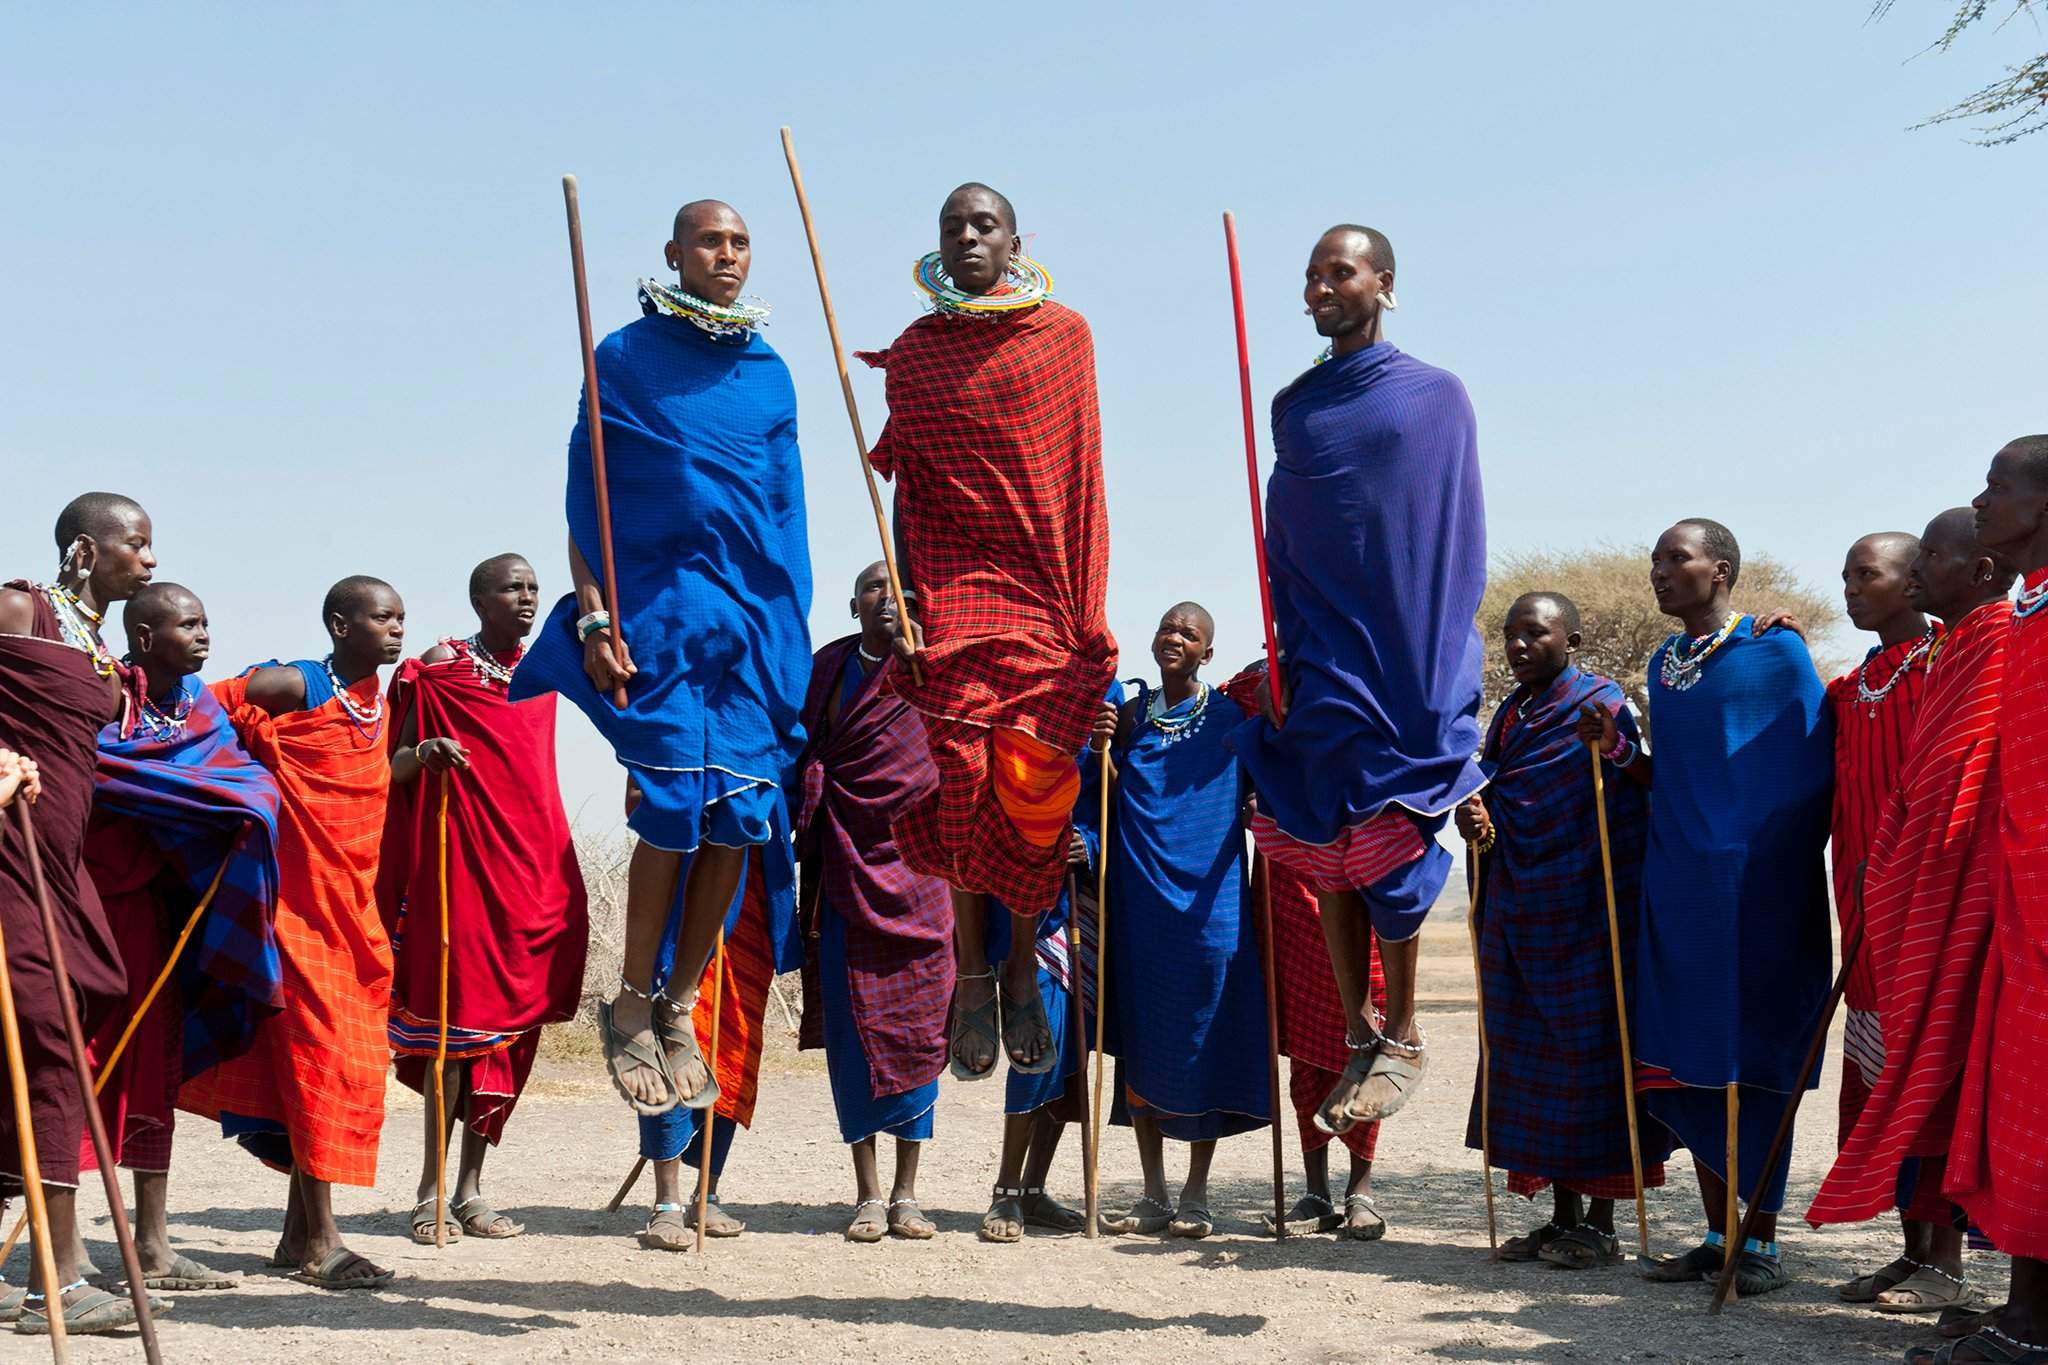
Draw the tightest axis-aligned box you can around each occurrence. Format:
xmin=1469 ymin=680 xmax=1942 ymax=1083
xmin=1227 ymin=342 xmax=1487 ymax=843
xmin=794 ymin=636 xmax=955 ymax=1099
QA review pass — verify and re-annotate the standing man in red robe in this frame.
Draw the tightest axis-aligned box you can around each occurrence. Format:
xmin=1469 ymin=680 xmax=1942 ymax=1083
xmin=858 ymin=183 xmax=1116 ymax=1084
xmin=1810 ymin=509 xmax=2013 ymax=1317
xmin=379 ymin=553 xmax=588 ymax=1244
xmin=1929 ymin=435 xmax=2048 ymax=1365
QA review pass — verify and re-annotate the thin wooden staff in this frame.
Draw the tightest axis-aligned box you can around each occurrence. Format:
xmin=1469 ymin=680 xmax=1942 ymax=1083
xmin=1222 ymin=211 xmax=1285 ymax=724
xmin=1064 ymin=873 xmax=1096 ymax=1241
xmin=1465 ymin=841 xmax=1499 ymax=1257
xmin=606 ymin=1158 xmax=647 ymax=1213
xmin=1588 ymin=742 xmax=1651 ymax=1260
xmin=1708 ymin=880 xmax=1868 ymax=1315
xmin=779 ymin=126 xmax=920 ymax=686
xmin=13 ymin=803 xmax=161 ymax=1362
xmin=431 ymin=769 xmax=452 ymax=1249
xmin=1087 ymin=742 xmax=1112 ymax=1236
xmin=0 ymin=856 xmax=229 ymax=1262
xmin=1723 ymin=1083 xmax=1740 ymax=1289
xmin=694 ymin=929 xmax=727 ymax=1255
xmin=0 ymin=843 xmax=69 ymax=1358
xmin=561 ymin=173 xmax=629 ymax=709
xmin=1254 ymin=855 xmax=1287 ymax=1239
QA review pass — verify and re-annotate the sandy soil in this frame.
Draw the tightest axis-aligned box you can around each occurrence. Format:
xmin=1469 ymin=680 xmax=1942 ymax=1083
xmin=16 ymin=916 xmax=1970 ymax=1364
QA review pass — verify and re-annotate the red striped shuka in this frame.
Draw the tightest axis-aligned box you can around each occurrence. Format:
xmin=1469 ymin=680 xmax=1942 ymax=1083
xmin=1826 ymin=624 xmax=1940 ymax=1142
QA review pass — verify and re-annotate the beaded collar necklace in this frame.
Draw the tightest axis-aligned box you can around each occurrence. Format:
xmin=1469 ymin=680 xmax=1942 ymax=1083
xmin=2018 ymin=576 xmax=2048 ymax=622
xmin=912 ymin=252 xmax=1052 ymax=320
xmin=460 ymin=634 xmax=523 ymax=688
xmin=1658 ymin=612 xmax=1740 ymax=692
xmin=41 ymin=583 xmax=118 ymax=678
xmin=857 ymin=643 xmax=886 ymax=666
xmin=131 ymin=679 xmax=193 ymax=741
xmin=1854 ymin=625 xmax=1936 ymax=710
xmin=638 ymin=280 xmax=770 ymax=341
xmin=1145 ymin=682 xmax=1210 ymax=745
xmin=322 ymin=654 xmax=385 ymax=739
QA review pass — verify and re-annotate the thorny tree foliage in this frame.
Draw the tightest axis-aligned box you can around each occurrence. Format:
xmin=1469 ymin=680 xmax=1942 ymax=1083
xmin=1876 ymin=0 xmax=2048 ymax=143
xmin=1476 ymin=544 xmax=1844 ymax=735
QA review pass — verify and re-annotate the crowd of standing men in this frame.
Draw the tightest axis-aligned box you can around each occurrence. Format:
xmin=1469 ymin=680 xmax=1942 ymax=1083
xmin=1 ymin=179 xmax=2045 ymax=1365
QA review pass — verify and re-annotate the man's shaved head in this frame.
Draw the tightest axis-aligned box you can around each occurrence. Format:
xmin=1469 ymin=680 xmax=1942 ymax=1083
xmin=468 ymin=552 xmax=532 ymax=600
xmin=2001 ymin=435 xmax=2048 ymax=489
xmin=323 ymin=574 xmax=397 ymax=625
xmin=1508 ymin=591 xmax=1582 ymax=635
xmin=1322 ymin=224 xmax=1397 ymax=278
xmin=123 ymin=581 xmax=202 ymax=632
xmin=1162 ymin=601 xmax=1216 ymax=641
xmin=854 ymin=560 xmax=889 ymax=595
xmin=943 ymin=182 xmax=1017 ymax=233
xmin=1853 ymin=531 xmax=1920 ymax=566
xmin=674 ymin=199 xmax=744 ymax=239
xmin=54 ymin=492 xmax=146 ymax=553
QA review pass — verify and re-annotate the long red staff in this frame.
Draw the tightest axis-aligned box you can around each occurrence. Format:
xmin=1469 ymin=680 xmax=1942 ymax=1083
xmin=561 ymin=174 xmax=629 ymax=710
xmin=778 ymin=127 xmax=921 ymax=686
xmin=12 ymin=803 xmax=162 ymax=1363
xmin=1223 ymin=210 xmax=1290 ymax=1238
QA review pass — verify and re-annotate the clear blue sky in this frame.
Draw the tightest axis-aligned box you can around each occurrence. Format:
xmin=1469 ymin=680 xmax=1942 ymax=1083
xmin=5 ymin=3 xmax=2042 ymax=827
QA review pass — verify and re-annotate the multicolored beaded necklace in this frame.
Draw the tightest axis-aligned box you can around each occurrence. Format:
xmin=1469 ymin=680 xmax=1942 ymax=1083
xmin=912 ymin=252 xmax=1051 ymax=320
xmin=1658 ymin=612 xmax=1740 ymax=692
xmin=637 ymin=280 xmax=770 ymax=341
xmin=1145 ymin=682 xmax=1210 ymax=745
xmin=460 ymin=634 xmax=522 ymax=688
xmin=41 ymin=583 xmax=118 ymax=678
xmin=322 ymin=654 xmax=385 ymax=740
xmin=2018 ymin=577 xmax=2048 ymax=622
xmin=1854 ymin=625 xmax=1936 ymax=710
xmin=131 ymin=682 xmax=193 ymax=741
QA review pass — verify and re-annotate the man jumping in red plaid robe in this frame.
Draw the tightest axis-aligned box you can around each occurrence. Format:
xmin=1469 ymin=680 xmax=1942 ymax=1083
xmin=858 ymin=183 xmax=1116 ymax=1085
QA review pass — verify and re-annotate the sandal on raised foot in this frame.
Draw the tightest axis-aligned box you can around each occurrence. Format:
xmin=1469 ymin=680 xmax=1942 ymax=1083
xmin=600 ymin=997 xmax=681 ymax=1116
xmin=888 ymin=1198 xmax=936 ymax=1240
xmin=1339 ymin=1194 xmax=1387 ymax=1243
xmin=846 ymin=1198 xmax=888 ymax=1244
xmin=1875 ymin=1264 xmax=1973 ymax=1315
xmin=1169 ymin=1204 xmax=1214 ymax=1239
xmin=1313 ymin=1037 xmax=1379 ymax=1136
xmin=409 ymin=1197 xmax=463 ymax=1245
xmin=1644 ymin=1240 xmax=1726 ymax=1282
xmin=653 ymin=992 xmax=721 ymax=1111
xmin=1842 ymin=1256 xmax=1921 ymax=1303
xmin=1539 ymin=1224 xmax=1622 ymax=1269
xmin=638 ymin=1202 xmax=691 ymax=1252
xmin=949 ymin=971 xmax=1001 ymax=1082
xmin=999 ymin=976 xmax=1055 ymax=1075
xmin=1351 ymin=1029 xmax=1428 ymax=1122
xmin=1104 ymin=1195 xmax=1174 ymax=1236
xmin=1020 ymin=1186 xmax=1086 ymax=1233
xmin=453 ymin=1195 xmax=525 ymax=1240
xmin=291 ymin=1246 xmax=394 ymax=1292
xmin=1263 ymin=1192 xmax=1344 ymax=1236
xmin=1908 ymin=1326 xmax=2048 ymax=1364
xmin=16 ymin=1284 xmax=142 ymax=1335
xmin=981 ymin=1186 xmax=1026 ymax=1243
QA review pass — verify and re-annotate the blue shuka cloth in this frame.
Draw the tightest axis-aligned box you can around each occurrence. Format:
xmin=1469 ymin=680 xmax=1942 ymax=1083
xmin=1227 ymin=343 xmax=1487 ymax=851
xmin=1634 ymin=621 xmax=1834 ymax=1212
xmin=1103 ymin=683 xmax=1268 ymax=1143
xmin=820 ymin=906 xmax=936 ymax=1144
xmin=510 ymin=310 xmax=812 ymax=854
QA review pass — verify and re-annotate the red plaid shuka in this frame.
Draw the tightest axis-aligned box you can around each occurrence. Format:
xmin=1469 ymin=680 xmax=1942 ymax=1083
xmin=1809 ymin=600 xmax=2006 ymax=1228
xmin=1948 ymin=575 xmax=2048 ymax=1254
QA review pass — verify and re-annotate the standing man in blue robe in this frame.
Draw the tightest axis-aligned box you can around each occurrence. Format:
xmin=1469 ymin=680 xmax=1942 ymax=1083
xmin=512 ymin=198 xmax=810 ymax=1118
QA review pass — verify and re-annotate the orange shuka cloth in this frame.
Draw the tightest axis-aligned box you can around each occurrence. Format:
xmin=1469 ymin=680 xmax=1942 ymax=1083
xmin=1808 ymin=600 xmax=2008 ymax=1227
xmin=180 ymin=672 xmax=394 ymax=1186
xmin=1948 ymin=576 xmax=2048 ymax=1254
xmin=695 ymin=853 xmax=777 ymax=1128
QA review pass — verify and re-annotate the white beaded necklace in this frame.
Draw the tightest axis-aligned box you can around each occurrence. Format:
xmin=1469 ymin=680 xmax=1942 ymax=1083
xmin=323 ymin=654 xmax=384 ymax=735
xmin=462 ymin=634 xmax=522 ymax=687
xmin=1854 ymin=626 xmax=1936 ymax=710
xmin=1658 ymin=613 xmax=1740 ymax=692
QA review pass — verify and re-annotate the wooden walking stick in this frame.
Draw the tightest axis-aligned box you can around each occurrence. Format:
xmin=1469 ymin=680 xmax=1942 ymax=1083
xmin=1465 ymin=842 xmax=1500 ymax=1257
xmin=693 ymin=929 xmax=727 ymax=1254
xmin=13 ymin=803 xmax=161 ymax=1363
xmin=1255 ymin=857 xmax=1287 ymax=1240
xmin=561 ymin=173 xmax=629 ymax=710
xmin=0 ymin=855 xmax=230 ymax=1262
xmin=779 ymin=126 xmax=920 ymax=686
xmin=1087 ymin=741 xmax=1112 ymax=1237
xmin=1064 ymin=873 xmax=1096 ymax=1240
xmin=0 ymin=865 xmax=69 ymax=1357
xmin=1222 ymin=211 xmax=1287 ymax=726
xmin=1708 ymin=878 xmax=1869 ymax=1315
xmin=1589 ymin=743 xmax=1651 ymax=1259
xmin=607 ymin=1158 xmax=648 ymax=1213
xmin=431 ymin=769 xmax=452 ymax=1249
xmin=1723 ymin=1083 xmax=1740 ymax=1286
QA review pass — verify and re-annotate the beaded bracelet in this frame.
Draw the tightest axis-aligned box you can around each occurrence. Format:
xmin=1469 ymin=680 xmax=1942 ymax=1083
xmin=1605 ymin=738 xmax=1639 ymax=769
xmin=576 ymin=611 xmax=612 ymax=642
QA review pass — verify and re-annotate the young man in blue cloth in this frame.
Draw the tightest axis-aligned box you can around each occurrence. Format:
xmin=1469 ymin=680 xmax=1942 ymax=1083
xmin=1228 ymin=225 xmax=1487 ymax=1136
xmin=1580 ymin=518 xmax=1833 ymax=1297
xmin=511 ymin=198 xmax=809 ymax=1119
xmin=1099 ymin=603 xmax=1269 ymax=1239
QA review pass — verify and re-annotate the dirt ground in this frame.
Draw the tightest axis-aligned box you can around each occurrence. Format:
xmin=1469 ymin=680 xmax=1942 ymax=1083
xmin=17 ymin=915 xmax=1967 ymax=1364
